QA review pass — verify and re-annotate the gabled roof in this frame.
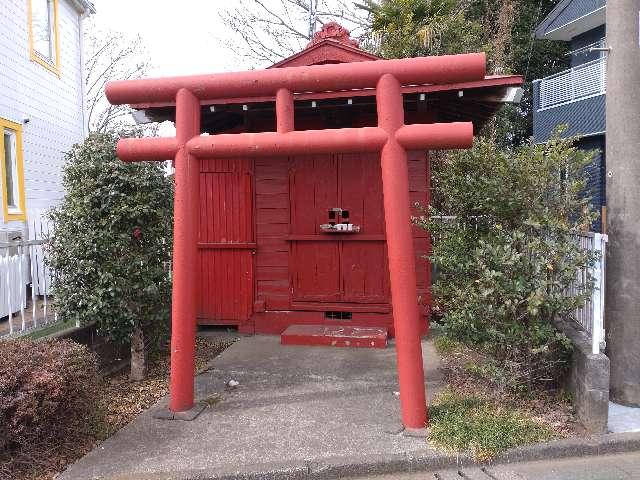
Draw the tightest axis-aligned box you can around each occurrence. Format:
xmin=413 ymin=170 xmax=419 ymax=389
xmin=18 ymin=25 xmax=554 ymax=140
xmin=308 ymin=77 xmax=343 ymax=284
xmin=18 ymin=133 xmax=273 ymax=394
xmin=535 ymin=0 xmax=605 ymax=41
xmin=270 ymin=22 xmax=380 ymax=68
xmin=270 ymin=40 xmax=380 ymax=68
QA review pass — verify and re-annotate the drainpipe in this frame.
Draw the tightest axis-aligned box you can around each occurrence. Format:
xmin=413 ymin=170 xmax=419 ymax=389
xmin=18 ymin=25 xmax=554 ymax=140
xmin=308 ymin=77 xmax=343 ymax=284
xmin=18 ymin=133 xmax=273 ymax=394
xmin=78 ymin=10 xmax=90 ymax=136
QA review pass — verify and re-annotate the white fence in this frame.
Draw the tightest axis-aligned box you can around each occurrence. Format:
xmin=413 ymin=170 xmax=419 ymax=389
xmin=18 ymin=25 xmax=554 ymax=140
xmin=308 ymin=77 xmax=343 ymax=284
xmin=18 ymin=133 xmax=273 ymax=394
xmin=570 ymin=232 xmax=607 ymax=354
xmin=538 ymin=58 xmax=607 ymax=110
xmin=0 ymin=214 xmax=61 ymax=338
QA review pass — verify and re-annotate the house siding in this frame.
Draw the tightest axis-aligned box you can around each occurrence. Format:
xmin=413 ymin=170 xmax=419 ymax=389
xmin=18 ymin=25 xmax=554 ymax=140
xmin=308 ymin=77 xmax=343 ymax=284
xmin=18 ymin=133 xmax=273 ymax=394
xmin=579 ymin=135 xmax=606 ymax=232
xmin=533 ymin=83 xmax=605 ymax=142
xmin=570 ymin=25 xmax=606 ymax=67
xmin=0 ymin=0 xmax=85 ymax=233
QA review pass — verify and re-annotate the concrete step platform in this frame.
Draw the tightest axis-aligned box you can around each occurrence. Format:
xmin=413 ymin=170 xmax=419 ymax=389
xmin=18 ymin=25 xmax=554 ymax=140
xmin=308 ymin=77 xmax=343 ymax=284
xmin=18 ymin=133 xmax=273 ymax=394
xmin=281 ymin=324 xmax=388 ymax=348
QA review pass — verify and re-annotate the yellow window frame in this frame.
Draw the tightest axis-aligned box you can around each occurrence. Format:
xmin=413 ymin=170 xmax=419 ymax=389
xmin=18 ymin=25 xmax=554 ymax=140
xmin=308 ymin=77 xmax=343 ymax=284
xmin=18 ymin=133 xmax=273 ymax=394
xmin=0 ymin=119 xmax=27 ymax=222
xmin=27 ymin=0 xmax=61 ymax=77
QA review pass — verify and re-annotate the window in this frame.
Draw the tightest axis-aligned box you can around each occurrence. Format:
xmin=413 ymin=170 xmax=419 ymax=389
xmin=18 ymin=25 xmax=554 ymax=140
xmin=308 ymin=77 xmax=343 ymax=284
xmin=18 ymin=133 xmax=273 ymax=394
xmin=0 ymin=119 xmax=26 ymax=222
xmin=29 ymin=0 xmax=60 ymax=75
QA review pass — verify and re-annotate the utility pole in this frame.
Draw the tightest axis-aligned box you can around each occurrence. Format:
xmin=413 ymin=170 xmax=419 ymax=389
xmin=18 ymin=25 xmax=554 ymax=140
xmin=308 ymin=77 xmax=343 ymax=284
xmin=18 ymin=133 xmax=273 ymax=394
xmin=308 ymin=0 xmax=319 ymax=39
xmin=606 ymin=0 xmax=640 ymax=406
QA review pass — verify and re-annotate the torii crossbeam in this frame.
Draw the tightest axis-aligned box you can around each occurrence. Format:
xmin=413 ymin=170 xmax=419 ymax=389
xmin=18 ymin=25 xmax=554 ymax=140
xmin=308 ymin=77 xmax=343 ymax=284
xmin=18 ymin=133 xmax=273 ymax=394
xmin=106 ymin=52 xmax=486 ymax=430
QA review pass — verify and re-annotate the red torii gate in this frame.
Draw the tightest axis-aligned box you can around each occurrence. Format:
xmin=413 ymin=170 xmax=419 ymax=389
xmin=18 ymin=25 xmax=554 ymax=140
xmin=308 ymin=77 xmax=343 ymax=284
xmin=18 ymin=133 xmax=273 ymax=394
xmin=106 ymin=52 xmax=486 ymax=430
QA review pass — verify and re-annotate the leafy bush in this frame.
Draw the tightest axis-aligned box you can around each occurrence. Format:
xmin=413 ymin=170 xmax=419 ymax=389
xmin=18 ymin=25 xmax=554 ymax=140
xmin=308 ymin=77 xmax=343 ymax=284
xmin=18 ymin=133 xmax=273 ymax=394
xmin=418 ymin=133 xmax=598 ymax=392
xmin=47 ymin=133 xmax=173 ymax=380
xmin=0 ymin=339 xmax=99 ymax=458
xmin=429 ymin=389 xmax=555 ymax=460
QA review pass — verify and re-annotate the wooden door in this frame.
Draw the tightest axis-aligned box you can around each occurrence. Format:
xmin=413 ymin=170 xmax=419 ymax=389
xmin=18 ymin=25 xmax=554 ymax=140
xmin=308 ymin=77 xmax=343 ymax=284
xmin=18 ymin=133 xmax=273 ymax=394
xmin=338 ymin=153 xmax=389 ymax=303
xmin=289 ymin=155 xmax=341 ymax=302
xmin=289 ymin=153 xmax=390 ymax=306
xmin=198 ymin=158 xmax=255 ymax=325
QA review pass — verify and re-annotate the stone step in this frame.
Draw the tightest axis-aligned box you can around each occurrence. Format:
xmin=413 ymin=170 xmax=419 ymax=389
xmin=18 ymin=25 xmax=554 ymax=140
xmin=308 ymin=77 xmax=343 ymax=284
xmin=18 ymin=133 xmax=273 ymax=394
xmin=280 ymin=324 xmax=388 ymax=348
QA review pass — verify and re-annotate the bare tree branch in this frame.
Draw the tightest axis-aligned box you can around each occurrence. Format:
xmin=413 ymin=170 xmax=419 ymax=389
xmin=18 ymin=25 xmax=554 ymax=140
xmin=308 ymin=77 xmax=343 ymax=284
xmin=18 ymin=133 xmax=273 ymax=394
xmin=84 ymin=21 xmax=153 ymax=133
xmin=218 ymin=0 xmax=373 ymax=67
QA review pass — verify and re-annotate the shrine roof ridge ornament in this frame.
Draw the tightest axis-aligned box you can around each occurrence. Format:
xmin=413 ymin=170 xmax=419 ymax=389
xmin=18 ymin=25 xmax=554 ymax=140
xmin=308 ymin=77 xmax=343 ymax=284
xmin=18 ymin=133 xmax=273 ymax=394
xmin=306 ymin=21 xmax=360 ymax=48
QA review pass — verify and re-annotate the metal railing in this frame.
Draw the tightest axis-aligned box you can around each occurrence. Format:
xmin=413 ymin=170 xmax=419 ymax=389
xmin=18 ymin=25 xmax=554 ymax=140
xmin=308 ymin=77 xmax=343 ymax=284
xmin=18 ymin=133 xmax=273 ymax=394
xmin=0 ymin=214 xmax=62 ymax=339
xmin=537 ymin=58 xmax=607 ymax=110
xmin=570 ymin=232 xmax=607 ymax=354
xmin=0 ymin=239 xmax=54 ymax=337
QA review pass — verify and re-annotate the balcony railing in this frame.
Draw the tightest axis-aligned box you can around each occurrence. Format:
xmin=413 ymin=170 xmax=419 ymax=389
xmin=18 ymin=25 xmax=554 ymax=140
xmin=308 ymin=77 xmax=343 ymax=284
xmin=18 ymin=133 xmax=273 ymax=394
xmin=537 ymin=58 xmax=607 ymax=110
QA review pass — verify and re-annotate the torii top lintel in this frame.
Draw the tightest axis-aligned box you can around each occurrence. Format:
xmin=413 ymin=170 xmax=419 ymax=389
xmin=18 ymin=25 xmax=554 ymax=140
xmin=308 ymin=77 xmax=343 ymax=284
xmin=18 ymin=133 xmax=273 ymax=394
xmin=105 ymin=52 xmax=486 ymax=105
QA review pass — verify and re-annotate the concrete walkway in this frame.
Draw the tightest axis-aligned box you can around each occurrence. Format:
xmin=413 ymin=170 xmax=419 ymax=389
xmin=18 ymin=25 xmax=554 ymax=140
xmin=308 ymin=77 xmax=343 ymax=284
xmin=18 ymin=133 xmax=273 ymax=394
xmin=60 ymin=335 xmax=445 ymax=480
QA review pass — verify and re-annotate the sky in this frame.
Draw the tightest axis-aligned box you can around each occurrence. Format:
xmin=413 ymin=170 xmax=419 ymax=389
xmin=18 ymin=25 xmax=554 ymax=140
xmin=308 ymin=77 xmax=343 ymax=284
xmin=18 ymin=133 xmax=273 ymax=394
xmin=91 ymin=0 xmax=249 ymax=77
xmin=89 ymin=0 xmax=367 ymax=136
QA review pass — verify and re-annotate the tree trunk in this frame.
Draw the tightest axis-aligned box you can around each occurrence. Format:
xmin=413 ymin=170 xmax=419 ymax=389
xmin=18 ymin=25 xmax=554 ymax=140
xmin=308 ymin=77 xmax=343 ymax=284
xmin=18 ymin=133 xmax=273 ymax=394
xmin=130 ymin=326 xmax=147 ymax=381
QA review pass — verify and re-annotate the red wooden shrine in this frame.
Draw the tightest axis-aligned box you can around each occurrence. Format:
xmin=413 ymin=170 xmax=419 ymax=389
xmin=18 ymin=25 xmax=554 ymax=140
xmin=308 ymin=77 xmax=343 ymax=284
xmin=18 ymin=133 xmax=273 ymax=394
xmin=127 ymin=26 xmax=521 ymax=338
xmin=106 ymin=23 xmax=522 ymax=428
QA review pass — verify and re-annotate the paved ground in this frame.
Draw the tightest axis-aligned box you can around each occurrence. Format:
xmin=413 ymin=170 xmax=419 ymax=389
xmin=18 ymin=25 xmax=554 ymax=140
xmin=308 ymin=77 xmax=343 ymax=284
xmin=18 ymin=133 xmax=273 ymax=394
xmin=609 ymin=402 xmax=640 ymax=433
xmin=361 ymin=451 xmax=640 ymax=479
xmin=59 ymin=335 xmax=446 ymax=480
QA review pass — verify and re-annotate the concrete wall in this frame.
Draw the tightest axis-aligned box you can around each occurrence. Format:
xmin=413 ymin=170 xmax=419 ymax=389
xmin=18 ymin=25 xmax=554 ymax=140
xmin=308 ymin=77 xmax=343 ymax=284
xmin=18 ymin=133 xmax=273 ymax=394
xmin=557 ymin=318 xmax=610 ymax=433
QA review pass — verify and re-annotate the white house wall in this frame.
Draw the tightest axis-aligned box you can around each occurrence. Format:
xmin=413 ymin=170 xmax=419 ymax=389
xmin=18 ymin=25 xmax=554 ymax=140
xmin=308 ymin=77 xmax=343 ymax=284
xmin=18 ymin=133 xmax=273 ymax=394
xmin=0 ymin=0 xmax=86 ymax=234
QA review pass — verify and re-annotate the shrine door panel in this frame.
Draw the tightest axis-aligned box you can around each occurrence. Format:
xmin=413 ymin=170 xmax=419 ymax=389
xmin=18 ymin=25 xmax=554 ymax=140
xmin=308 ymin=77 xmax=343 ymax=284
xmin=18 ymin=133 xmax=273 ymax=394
xmin=198 ymin=158 xmax=254 ymax=324
xmin=289 ymin=155 xmax=340 ymax=301
xmin=289 ymin=153 xmax=390 ymax=305
xmin=339 ymin=153 xmax=390 ymax=303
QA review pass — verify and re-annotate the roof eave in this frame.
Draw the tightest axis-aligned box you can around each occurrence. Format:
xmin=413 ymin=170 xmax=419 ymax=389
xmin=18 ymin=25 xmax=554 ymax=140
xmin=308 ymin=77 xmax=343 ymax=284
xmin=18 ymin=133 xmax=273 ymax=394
xmin=535 ymin=2 xmax=605 ymax=41
xmin=67 ymin=0 xmax=96 ymax=15
xmin=129 ymin=75 xmax=524 ymax=111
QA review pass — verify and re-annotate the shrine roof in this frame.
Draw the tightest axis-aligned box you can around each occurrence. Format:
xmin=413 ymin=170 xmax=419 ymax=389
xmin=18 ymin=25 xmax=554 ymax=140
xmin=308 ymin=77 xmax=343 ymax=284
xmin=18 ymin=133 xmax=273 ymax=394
xmin=127 ymin=23 xmax=523 ymax=133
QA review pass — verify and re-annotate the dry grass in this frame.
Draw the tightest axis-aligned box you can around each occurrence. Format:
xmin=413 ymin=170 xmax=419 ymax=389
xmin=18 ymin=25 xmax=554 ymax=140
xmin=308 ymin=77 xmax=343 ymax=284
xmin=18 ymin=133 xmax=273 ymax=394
xmin=3 ymin=336 xmax=234 ymax=480
xmin=428 ymin=335 xmax=581 ymax=460
xmin=429 ymin=389 xmax=556 ymax=461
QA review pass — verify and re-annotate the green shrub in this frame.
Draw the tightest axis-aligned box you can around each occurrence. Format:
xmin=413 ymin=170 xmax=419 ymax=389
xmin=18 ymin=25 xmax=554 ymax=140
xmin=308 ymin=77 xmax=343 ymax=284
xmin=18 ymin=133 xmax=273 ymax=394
xmin=429 ymin=389 xmax=555 ymax=460
xmin=47 ymin=133 xmax=173 ymax=380
xmin=419 ymin=133 xmax=598 ymax=392
xmin=0 ymin=339 xmax=99 ymax=456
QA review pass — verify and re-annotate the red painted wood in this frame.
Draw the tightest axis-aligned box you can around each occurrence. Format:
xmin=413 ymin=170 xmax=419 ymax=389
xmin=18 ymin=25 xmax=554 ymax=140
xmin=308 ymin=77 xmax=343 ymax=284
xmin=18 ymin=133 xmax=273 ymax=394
xmin=289 ymin=302 xmax=391 ymax=313
xmin=168 ymin=89 xmax=200 ymax=413
xmin=288 ymin=151 xmax=395 ymax=306
xmin=270 ymin=41 xmax=379 ymax=68
xmin=281 ymin=324 xmax=388 ymax=348
xmin=127 ymin=75 xmax=522 ymax=110
xmin=191 ymin=118 xmax=429 ymax=338
xmin=197 ymin=158 xmax=255 ymax=327
xmin=106 ymin=53 xmax=486 ymax=105
xmin=249 ymin=137 xmax=428 ymax=334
